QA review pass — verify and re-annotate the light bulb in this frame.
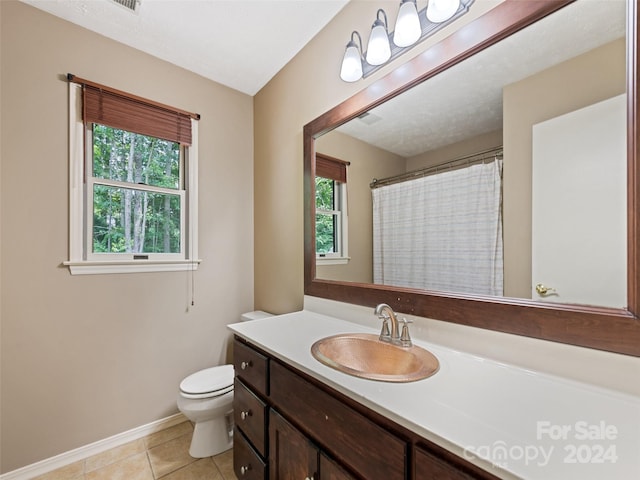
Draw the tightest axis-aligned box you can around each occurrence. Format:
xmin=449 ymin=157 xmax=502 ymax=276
xmin=366 ymin=20 xmax=391 ymax=65
xmin=426 ymin=0 xmax=460 ymax=23
xmin=340 ymin=43 xmax=363 ymax=82
xmin=394 ymin=0 xmax=421 ymax=48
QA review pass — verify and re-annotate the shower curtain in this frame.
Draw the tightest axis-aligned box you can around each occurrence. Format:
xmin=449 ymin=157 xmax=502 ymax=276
xmin=372 ymin=159 xmax=503 ymax=296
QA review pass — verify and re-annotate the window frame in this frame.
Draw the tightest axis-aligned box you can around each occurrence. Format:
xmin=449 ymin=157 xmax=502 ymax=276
xmin=65 ymin=82 xmax=200 ymax=275
xmin=315 ymin=176 xmax=349 ymax=265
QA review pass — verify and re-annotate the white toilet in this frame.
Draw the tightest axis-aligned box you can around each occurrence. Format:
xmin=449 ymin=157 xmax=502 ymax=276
xmin=177 ymin=311 xmax=272 ymax=458
xmin=177 ymin=364 xmax=235 ymax=458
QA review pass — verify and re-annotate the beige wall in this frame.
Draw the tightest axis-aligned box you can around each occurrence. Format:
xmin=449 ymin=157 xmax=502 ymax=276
xmin=315 ymin=130 xmax=405 ymax=283
xmin=503 ymin=38 xmax=626 ymax=298
xmin=0 ymin=1 xmax=254 ymax=473
xmin=253 ymin=0 xmax=501 ymax=314
xmin=406 ymin=130 xmax=503 ymax=170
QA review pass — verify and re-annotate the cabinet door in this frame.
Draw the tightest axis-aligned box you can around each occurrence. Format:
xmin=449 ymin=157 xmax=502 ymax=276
xmin=269 ymin=410 xmax=318 ymax=480
xmin=319 ymin=453 xmax=357 ymax=480
xmin=415 ymin=445 xmax=481 ymax=480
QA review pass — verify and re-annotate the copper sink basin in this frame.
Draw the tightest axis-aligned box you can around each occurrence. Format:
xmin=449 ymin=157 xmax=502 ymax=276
xmin=310 ymin=333 xmax=439 ymax=382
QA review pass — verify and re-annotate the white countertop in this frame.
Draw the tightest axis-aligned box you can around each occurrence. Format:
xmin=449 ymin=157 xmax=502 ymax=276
xmin=228 ymin=310 xmax=640 ymax=479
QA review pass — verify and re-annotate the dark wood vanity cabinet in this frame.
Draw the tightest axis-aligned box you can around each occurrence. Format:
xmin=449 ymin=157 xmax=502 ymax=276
xmin=319 ymin=453 xmax=358 ymax=480
xmin=233 ymin=339 xmax=269 ymax=480
xmin=414 ymin=444 xmax=488 ymax=480
xmin=234 ymin=429 xmax=267 ymax=480
xmin=234 ymin=339 xmax=269 ymax=396
xmin=270 ymin=409 xmax=358 ymax=480
xmin=233 ymin=337 xmax=497 ymax=480
xmin=269 ymin=360 xmax=405 ymax=480
xmin=235 ymin=379 xmax=268 ymax=455
xmin=269 ymin=409 xmax=321 ymax=480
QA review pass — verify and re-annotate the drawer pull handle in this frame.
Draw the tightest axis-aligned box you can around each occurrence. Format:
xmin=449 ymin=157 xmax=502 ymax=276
xmin=240 ymin=464 xmax=251 ymax=475
xmin=240 ymin=410 xmax=252 ymax=420
xmin=240 ymin=360 xmax=252 ymax=370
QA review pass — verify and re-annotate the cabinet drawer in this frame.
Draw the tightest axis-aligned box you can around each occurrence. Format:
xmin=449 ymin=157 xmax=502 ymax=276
xmin=234 ymin=338 xmax=269 ymax=396
xmin=234 ymin=428 xmax=267 ymax=480
xmin=270 ymin=360 xmax=407 ymax=480
xmin=234 ymin=378 xmax=268 ymax=456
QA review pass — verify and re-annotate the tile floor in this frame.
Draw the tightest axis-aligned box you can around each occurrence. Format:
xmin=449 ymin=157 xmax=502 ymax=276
xmin=33 ymin=421 xmax=238 ymax=480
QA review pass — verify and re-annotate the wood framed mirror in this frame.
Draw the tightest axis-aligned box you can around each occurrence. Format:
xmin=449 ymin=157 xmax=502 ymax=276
xmin=304 ymin=0 xmax=640 ymax=356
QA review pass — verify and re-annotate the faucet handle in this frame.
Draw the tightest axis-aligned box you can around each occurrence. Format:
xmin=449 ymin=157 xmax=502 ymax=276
xmin=379 ymin=315 xmax=391 ymax=341
xmin=399 ymin=317 xmax=413 ymax=347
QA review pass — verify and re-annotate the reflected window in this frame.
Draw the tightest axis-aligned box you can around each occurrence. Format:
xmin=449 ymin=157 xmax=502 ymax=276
xmin=316 ymin=154 xmax=349 ymax=263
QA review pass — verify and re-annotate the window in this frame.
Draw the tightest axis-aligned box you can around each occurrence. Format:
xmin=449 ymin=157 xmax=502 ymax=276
xmin=315 ymin=154 xmax=349 ymax=264
xmin=65 ymin=75 xmax=200 ymax=274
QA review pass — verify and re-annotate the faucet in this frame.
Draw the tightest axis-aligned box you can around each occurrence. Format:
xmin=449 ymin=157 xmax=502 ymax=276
xmin=374 ymin=303 xmax=412 ymax=347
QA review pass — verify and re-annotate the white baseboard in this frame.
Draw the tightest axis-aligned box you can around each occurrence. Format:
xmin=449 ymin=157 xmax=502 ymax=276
xmin=0 ymin=413 xmax=188 ymax=480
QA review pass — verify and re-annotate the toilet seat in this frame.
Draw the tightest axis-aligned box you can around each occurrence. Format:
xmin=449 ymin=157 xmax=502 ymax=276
xmin=180 ymin=364 xmax=234 ymax=399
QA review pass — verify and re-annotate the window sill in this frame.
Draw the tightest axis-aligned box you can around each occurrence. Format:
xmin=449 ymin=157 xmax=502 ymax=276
xmin=64 ymin=259 xmax=202 ymax=275
xmin=316 ymin=256 xmax=350 ymax=266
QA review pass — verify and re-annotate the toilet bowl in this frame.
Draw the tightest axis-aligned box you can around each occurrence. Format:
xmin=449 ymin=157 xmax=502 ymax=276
xmin=177 ymin=311 xmax=272 ymax=458
xmin=177 ymin=364 xmax=234 ymax=458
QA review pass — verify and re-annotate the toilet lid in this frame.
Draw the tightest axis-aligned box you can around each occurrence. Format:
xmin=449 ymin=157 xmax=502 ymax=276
xmin=180 ymin=364 xmax=234 ymax=399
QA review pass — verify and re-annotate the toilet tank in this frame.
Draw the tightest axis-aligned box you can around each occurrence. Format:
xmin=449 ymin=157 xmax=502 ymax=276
xmin=240 ymin=310 xmax=273 ymax=322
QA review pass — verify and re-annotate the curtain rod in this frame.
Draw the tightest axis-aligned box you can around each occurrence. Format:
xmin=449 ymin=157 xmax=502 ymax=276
xmin=370 ymin=146 xmax=503 ymax=189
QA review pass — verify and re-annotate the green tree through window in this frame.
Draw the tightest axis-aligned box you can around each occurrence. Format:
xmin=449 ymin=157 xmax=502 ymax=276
xmin=91 ymin=124 xmax=182 ymax=254
xmin=316 ymin=176 xmax=338 ymax=254
xmin=315 ymin=175 xmax=347 ymax=257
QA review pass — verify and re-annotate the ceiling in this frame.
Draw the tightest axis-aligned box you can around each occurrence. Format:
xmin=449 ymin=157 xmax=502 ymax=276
xmin=336 ymin=0 xmax=627 ymax=158
xmin=20 ymin=0 xmax=627 ymax=154
xmin=20 ymin=0 xmax=349 ymax=96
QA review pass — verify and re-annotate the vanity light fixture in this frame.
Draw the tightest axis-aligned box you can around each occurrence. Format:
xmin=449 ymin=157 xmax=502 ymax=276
xmin=427 ymin=0 xmax=461 ymax=23
xmin=393 ymin=0 xmax=421 ymax=48
xmin=339 ymin=0 xmax=474 ymax=82
xmin=340 ymin=31 xmax=365 ymax=82
xmin=366 ymin=9 xmax=392 ymax=66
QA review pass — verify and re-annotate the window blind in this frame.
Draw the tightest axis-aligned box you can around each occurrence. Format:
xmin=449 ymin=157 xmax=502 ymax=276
xmin=68 ymin=73 xmax=198 ymax=145
xmin=316 ymin=153 xmax=350 ymax=183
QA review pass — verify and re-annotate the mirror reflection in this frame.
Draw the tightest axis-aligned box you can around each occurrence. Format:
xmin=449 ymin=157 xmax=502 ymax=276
xmin=315 ymin=0 xmax=627 ymax=308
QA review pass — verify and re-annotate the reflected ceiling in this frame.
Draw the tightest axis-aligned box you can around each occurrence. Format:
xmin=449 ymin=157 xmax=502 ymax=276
xmin=336 ymin=0 xmax=626 ymax=157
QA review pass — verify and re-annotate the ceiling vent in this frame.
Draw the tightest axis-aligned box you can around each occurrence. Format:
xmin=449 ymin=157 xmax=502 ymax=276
xmin=110 ymin=0 xmax=140 ymax=13
xmin=357 ymin=112 xmax=382 ymax=126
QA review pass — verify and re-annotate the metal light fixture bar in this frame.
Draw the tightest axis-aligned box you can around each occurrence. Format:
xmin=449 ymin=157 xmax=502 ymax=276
xmin=344 ymin=0 xmax=475 ymax=82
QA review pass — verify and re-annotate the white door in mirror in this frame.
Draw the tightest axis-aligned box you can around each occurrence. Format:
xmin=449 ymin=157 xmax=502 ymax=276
xmin=532 ymin=94 xmax=627 ymax=308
